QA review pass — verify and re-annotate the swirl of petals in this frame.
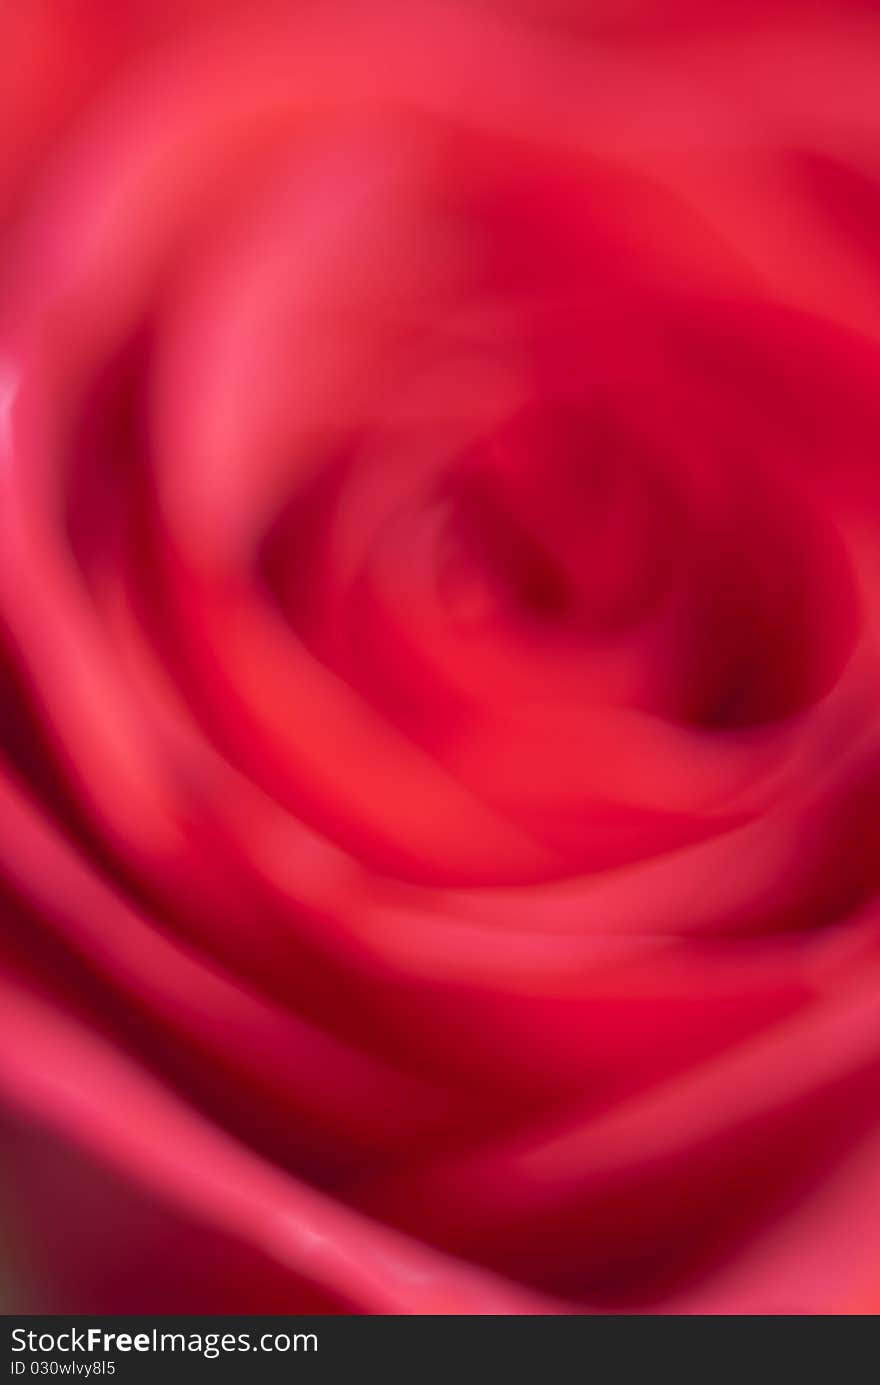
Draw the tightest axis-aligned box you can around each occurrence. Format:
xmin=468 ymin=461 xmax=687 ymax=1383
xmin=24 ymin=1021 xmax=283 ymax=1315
xmin=2 ymin=0 xmax=880 ymax=1315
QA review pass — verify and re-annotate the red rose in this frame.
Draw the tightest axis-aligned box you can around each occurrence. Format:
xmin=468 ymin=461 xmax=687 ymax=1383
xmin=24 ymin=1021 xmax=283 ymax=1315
xmin=2 ymin=0 xmax=880 ymax=1314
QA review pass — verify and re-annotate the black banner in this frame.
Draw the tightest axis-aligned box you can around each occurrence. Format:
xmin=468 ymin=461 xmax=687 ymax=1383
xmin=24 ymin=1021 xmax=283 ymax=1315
xmin=3 ymin=1313 xmax=870 ymax=1382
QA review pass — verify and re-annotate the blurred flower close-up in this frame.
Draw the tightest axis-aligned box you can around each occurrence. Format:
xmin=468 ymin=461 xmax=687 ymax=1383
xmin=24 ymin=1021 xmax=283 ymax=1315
xmin=3 ymin=0 xmax=880 ymax=1316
